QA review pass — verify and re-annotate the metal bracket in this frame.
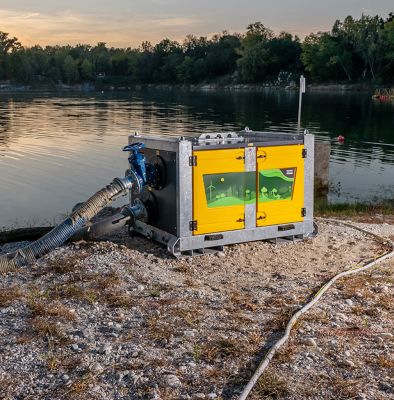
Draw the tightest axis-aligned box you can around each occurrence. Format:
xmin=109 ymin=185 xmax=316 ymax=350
xmin=301 ymin=208 xmax=306 ymax=217
xmin=302 ymin=148 xmax=307 ymax=158
xmin=189 ymin=155 xmax=197 ymax=166
xmin=189 ymin=220 xmax=197 ymax=231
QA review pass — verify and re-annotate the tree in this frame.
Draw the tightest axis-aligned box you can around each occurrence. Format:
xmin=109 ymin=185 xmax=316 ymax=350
xmin=80 ymin=58 xmax=94 ymax=80
xmin=0 ymin=31 xmax=22 ymax=79
xmin=8 ymin=50 xmax=32 ymax=83
xmin=63 ymin=55 xmax=79 ymax=83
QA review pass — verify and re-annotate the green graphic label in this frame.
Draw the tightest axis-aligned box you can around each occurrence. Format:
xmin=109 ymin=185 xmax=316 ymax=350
xmin=258 ymin=168 xmax=296 ymax=202
xmin=203 ymin=172 xmax=256 ymax=208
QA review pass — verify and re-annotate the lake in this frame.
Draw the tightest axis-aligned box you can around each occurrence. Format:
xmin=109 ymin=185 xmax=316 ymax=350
xmin=0 ymin=89 xmax=393 ymax=228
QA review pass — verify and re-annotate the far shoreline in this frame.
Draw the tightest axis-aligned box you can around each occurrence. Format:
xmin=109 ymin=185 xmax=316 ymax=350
xmin=0 ymin=81 xmax=385 ymax=94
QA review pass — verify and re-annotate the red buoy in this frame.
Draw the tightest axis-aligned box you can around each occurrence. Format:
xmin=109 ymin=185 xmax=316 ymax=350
xmin=338 ymin=135 xmax=345 ymax=143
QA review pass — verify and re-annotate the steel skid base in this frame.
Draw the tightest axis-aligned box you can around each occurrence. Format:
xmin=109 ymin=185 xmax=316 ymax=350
xmin=127 ymin=129 xmax=315 ymax=257
xmin=132 ymin=219 xmax=314 ymax=257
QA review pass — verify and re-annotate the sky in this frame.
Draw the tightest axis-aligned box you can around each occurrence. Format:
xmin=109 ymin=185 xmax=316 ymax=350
xmin=0 ymin=0 xmax=393 ymax=48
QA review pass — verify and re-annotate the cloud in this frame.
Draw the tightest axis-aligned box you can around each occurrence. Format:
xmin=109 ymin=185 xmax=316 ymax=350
xmin=0 ymin=7 xmax=206 ymax=47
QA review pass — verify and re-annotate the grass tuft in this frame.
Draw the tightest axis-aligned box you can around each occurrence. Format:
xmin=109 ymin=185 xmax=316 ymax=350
xmin=0 ymin=286 xmax=23 ymax=307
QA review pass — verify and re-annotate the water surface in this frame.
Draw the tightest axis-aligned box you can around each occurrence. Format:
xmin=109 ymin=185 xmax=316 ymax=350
xmin=0 ymin=90 xmax=393 ymax=228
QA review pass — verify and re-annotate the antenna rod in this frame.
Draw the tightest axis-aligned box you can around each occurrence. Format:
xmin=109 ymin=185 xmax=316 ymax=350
xmin=297 ymin=74 xmax=306 ymax=132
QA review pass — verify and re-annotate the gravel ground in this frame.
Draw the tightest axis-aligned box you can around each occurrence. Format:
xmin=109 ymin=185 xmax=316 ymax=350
xmin=0 ymin=218 xmax=393 ymax=400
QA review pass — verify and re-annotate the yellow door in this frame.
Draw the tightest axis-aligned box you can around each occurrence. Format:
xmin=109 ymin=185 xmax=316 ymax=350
xmin=256 ymin=145 xmax=304 ymax=226
xmin=192 ymin=148 xmax=248 ymax=235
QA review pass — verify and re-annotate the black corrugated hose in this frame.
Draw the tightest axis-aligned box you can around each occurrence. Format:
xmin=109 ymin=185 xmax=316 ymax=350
xmin=0 ymin=177 xmax=132 ymax=273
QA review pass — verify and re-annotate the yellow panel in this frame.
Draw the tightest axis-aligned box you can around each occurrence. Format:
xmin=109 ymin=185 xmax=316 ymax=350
xmin=193 ymin=148 xmax=246 ymax=235
xmin=256 ymin=145 xmax=304 ymax=226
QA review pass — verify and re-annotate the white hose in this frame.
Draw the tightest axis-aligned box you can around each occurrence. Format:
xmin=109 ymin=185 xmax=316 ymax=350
xmin=238 ymin=218 xmax=394 ymax=400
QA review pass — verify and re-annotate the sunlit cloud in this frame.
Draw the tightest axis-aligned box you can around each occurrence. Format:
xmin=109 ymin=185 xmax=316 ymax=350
xmin=0 ymin=7 xmax=206 ymax=47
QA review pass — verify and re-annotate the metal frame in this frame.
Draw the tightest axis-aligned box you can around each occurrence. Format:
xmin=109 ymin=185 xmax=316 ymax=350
xmin=129 ymin=131 xmax=314 ymax=257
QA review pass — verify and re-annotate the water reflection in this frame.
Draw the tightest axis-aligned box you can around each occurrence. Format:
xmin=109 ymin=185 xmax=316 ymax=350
xmin=0 ymin=90 xmax=393 ymax=227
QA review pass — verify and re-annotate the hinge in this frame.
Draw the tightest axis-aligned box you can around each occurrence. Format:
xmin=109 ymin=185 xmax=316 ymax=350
xmin=189 ymin=220 xmax=197 ymax=231
xmin=302 ymin=148 xmax=307 ymax=158
xmin=189 ymin=155 xmax=197 ymax=166
xmin=301 ymin=208 xmax=306 ymax=217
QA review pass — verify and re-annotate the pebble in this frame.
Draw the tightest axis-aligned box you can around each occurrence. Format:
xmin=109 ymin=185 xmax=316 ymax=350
xmin=98 ymin=344 xmax=112 ymax=355
xmin=336 ymin=312 xmax=348 ymax=321
xmin=207 ymin=393 xmax=217 ymax=399
xmin=302 ymin=338 xmax=317 ymax=347
xmin=70 ymin=343 xmax=79 ymax=352
xmin=378 ymin=332 xmax=393 ymax=339
xmin=344 ymin=350 xmax=351 ymax=357
xmin=117 ymin=370 xmax=130 ymax=382
xmin=342 ymin=359 xmax=355 ymax=368
xmin=91 ymin=363 xmax=104 ymax=373
xmin=162 ymin=374 xmax=182 ymax=388
xmin=345 ymin=299 xmax=354 ymax=306
xmin=194 ymin=394 xmax=205 ymax=399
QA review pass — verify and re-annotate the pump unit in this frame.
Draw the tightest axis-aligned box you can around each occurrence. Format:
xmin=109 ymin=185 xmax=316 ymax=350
xmin=124 ymin=129 xmax=314 ymax=256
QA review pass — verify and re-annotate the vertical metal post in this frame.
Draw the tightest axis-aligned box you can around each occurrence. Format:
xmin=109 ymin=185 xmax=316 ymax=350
xmin=297 ymin=75 xmax=306 ymax=132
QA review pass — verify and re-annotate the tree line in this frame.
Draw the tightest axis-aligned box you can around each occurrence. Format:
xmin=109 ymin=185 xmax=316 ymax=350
xmin=0 ymin=13 xmax=393 ymax=86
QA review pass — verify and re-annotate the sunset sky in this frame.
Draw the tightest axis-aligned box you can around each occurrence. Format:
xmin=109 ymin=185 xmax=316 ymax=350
xmin=1 ymin=0 xmax=393 ymax=48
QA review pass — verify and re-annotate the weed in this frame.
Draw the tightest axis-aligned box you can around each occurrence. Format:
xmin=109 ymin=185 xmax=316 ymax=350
xmin=373 ymin=355 xmax=394 ymax=368
xmin=193 ymin=343 xmax=202 ymax=363
xmin=201 ymin=338 xmax=243 ymax=361
xmin=31 ymin=316 xmax=64 ymax=338
xmin=330 ymin=376 xmax=363 ymax=399
xmin=0 ymin=286 xmax=23 ymax=307
xmin=47 ymin=255 xmax=84 ymax=274
xmin=253 ymin=371 xmax=288 ymax=399
xmin=265 ymin=306 xmax=296 ymax=332
xmin=104 ymin=291 xmax=134 ymax=308
xmin=230 ymin=291 xmax=259 ymax=311
xmin=146 ymin=316 xmax=173 ymax=341
xmin=27 ymin=298 xmax=76 ymax=321
xmin=173 ymin=264 xmax=190 ymax=273
xmin=95 ymin=271 xmax=121 ymax=290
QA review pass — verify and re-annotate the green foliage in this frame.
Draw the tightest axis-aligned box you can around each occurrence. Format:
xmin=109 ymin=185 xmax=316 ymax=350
xmin=63 ymin=55 xmax=79 ymax=83
xmin=0 ymin=13 xmax=393 ymax=86
xmin=302 ymin=14 xmax=394 ymax=83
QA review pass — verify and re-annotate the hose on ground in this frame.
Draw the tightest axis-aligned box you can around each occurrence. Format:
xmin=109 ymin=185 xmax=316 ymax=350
xmin=238 ymin=218 xmax=394 ymax=400
xmin=70 ymin=211 xmax=131 ymax=242
xmin=0 ymin=177 xmax=133 ymax=274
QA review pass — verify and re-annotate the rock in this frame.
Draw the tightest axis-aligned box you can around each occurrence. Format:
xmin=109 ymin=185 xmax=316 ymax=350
xmin=342 ymin=359 xmax=355 ymax=368
xmin=379 ymin=382 xmax=394 ymax=393
xmin=70 ymin=343 xmax=79 ymax=352
xmin=345 ymin=299 xmax=354 ymax=306
xmin=162 ymin=374 xmax=182 ymax=388
xmin=91 ymin=363 xmax=104 ymax=373
xmin=98 ymin=344 xmax=112 ymax=355
xmin=61 ymin=374 xmax=70 ymax=382
xmin=207 ymin=393 xmax=217 ymax=399
xmin=344 ymin=350 xmax=351 ymax=357
xmin=302 ymin=338 xmax=317 ymax=347
xmin=117 ymin=370 xmax=130 ymax=382
xmin=183 ymin=330 xmax=196 ymax=338
xmin=378 ymin=332 xmax=393 ymax=339
xmin=194 ymin=394 xmax=205 ymax=399
xmin=336 ymin=312 xmax=348 ymax=321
